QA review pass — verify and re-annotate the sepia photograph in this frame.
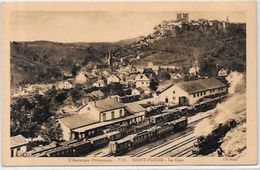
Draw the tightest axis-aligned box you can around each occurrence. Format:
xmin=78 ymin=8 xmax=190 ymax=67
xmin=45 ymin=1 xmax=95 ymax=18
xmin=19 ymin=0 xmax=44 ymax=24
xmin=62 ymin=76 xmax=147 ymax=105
xmin=1 ymin=1 xmax=257 ymax=166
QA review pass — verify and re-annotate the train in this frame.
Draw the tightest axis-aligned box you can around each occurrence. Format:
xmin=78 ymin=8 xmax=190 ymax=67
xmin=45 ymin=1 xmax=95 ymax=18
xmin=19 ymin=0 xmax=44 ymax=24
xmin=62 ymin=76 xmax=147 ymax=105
xmin=149 ymin=109 xmax=182 ymax=125
xmin=192 ymin=119 xmax=237 ymax=155
xmin=25 ymin=133 xmax=114 ymax=157
xmin=24 ymin=95 xmax=226 ymax=157
xmin=109 ymin=116 xmax=188 ymax=155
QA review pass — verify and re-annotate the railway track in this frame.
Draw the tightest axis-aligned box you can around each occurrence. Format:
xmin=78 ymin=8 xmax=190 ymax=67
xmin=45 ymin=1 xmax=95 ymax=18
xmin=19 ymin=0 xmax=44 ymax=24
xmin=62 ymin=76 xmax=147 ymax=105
xmin=86 ymin=112 xmax=211 ymax=158
xmin=171 ymin=146 xmax=193 ymax=157
xmin=131 ymin=131 xmax=194 ymax=157
xmin=130 ymin=113 xmax=211 ymax=157
xmin=152 ymin=136 xmax=196 ymax=157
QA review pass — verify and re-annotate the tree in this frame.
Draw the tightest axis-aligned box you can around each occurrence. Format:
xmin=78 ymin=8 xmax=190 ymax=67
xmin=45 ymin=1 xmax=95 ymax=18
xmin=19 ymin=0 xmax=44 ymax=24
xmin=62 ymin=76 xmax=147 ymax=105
xmin=149 ymin=78 xmax=159 ymax=91
xmin=10 ymin=98 xmax=41 ymax=138
xmin=71 ymin=63 xmax=81 ymax=76
xmin=70 ymin=86 xmax=83 ymax=103
xmin=40 ymin=117 xmax=63 ymax=142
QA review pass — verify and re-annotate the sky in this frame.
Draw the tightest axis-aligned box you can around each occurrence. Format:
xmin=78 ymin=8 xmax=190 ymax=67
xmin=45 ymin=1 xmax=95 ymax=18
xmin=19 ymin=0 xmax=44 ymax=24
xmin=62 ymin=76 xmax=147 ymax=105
xmin=10 ymin=11 xmax=246 ymax=43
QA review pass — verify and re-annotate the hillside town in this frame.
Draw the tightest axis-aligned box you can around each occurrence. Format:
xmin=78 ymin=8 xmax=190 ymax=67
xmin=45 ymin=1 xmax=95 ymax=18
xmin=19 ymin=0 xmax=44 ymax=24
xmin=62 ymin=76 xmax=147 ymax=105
xmin=10 ymin=13 xmax=245 ymax=158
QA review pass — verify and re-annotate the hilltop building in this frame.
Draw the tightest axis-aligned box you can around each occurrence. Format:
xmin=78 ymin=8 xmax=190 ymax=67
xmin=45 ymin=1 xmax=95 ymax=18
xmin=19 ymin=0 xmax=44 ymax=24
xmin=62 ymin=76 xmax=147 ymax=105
xmin=176 ymin=13 xmax=189 ymax=22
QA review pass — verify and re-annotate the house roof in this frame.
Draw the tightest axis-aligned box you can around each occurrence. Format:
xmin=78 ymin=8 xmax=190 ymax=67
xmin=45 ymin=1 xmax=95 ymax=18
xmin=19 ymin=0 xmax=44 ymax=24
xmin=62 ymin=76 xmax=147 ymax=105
xmin=10 ymin=135 xmax=28 ymax=148
xmin=60 ymin=113 xmax=99 ymax=129
xmin=176 ymin=77 xmax=226 ymax=94
xmin=126 ymin=103 xmax=145 ymax=114
xmin=135 ymin=74 xmax=149 ymax=81
xmin=157 ymin=80 xmax=174 ymax=92
xmin=94 ymin=79 xmax=105 ymax=84
xmin=92 ymin=98 xmax=126 ymax=112
xmin=108 ymin=75 xmax=120 ymax=80
xmin=134 ymin=87 xmax=145 ymax=93
xmin=90 ymin=90 xmax=104 ymax=98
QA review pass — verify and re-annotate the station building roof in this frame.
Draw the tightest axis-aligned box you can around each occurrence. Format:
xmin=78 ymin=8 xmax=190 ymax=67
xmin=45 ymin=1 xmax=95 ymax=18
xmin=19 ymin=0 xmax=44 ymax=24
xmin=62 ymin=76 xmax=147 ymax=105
xmin=10 ymin=135 xmax=28 ymax=148
xmin=93 ymin=98 xmax=126 ymax=112
xmin=176 ymin=77 xmax=226 ymax=94
xmin=126 ymin=103 xmax=146 ymax=114
xmin=60 ymin=114 xmax=98 ymax=130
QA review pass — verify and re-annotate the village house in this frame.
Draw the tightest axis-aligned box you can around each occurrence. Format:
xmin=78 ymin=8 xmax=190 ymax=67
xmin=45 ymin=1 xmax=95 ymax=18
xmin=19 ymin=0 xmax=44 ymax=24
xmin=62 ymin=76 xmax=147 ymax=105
xmin=80 ymin=90 xmax=105 ymax=104
xmin=56 ymin=80 xmax=74 ymax=90
xmin=93 ymin=79 xmax=106 ymax=87
xmin=156 ymin=77 xmax=227 ymax=105
xmin=10 ymin=135 xmax=29 ymax=157
xmin=218 ymin=68 xmax=228 ymax=77
xmin=126 ymin=73 xmax=139 ymax=86
xmin=107 ymin=75 xmax=121 ymax=84
xmin=59 ymin=98 xmax=145 ymax=141
xmin=75 ymin=72 xmax=88 ymax=83
xmin=189 ymin=65 xmax=199 ymax=77
xmin=131 ymin=87 xmax=145 ymax=96
xmin=135 ymin=74 xmax=150 ymax=88
xmin=56 ymin=105 xmax=78 ymax=118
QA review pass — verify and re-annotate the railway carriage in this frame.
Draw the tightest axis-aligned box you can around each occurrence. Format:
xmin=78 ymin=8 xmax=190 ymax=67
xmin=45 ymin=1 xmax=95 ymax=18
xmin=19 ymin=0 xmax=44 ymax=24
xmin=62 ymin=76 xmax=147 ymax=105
xmin=172 ymin=116 xmax=188 ymax=131
xmin=187 ymin=106 xmax=196 ymax=116
xmin=109 ymin=116 xmax=188 ymax=156
xmin=105 ymin=131 xmax=122 ymax=141
xmin=155 ymin=122 xmax=175 ymax=137
xmin=46 ymin=145 xmax=74 ymax=157
xmin=109 ymin=137 xmax=132 ymax=155
xmin=149 ymin=110 xmax=181 ymax=125
xmin=176 ymin=106 xmax=189 ymax=116
xmin=70 ymin=140 xmax=92 ymax=156
xmin=88 ymin=135 xmax=109 ymax=148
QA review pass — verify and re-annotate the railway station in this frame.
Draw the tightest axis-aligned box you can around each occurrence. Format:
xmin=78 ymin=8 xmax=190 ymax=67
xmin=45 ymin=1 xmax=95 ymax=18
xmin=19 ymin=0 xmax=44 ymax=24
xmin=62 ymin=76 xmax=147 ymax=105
xmin=23 ymin=77 xmax=229 ymax=157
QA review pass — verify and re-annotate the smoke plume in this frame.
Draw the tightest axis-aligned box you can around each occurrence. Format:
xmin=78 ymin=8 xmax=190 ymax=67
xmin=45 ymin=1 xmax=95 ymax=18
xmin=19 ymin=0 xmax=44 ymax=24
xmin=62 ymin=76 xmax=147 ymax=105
xmin=194 ymin=72 xmax=246 ymax=137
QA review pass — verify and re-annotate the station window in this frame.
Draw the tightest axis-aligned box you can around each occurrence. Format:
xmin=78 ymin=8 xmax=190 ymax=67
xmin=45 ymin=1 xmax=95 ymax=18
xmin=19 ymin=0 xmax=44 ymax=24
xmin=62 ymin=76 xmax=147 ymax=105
xmin=119 ymin=110 xmax=123 ymax=117
xmin=197 ymin=93 xmax=199 ymax=97
xmin=102 ymin=113 xmax=106 ymax=121
xmin=173 ymin=91 xmax=175 ymax=94
xmin=204 ymin=91 xmax=206 ymax=95
xmin=111 ymin=111 xmax=115 ymax=119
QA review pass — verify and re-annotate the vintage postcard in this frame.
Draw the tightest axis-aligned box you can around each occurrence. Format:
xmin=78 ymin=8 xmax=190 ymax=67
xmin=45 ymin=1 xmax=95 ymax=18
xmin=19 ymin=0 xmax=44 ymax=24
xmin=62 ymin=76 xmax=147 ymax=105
xmin=1 ymin=1 xmax=257 ymax=166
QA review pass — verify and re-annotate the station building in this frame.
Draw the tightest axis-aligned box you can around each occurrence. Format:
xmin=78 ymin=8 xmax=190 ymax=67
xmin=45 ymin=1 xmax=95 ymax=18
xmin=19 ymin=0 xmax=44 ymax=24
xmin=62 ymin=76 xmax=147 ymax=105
xmin=157 ymin=77 xmax=227 ymax=105
xmin=59 ymin=98 xmax=145 ymax=141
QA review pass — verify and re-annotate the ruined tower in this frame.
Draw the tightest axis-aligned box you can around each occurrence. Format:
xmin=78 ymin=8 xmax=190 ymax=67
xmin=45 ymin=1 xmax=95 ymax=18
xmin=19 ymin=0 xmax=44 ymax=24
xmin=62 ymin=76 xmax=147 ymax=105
xmin=176 ymin=13 xmax=189 ymax=22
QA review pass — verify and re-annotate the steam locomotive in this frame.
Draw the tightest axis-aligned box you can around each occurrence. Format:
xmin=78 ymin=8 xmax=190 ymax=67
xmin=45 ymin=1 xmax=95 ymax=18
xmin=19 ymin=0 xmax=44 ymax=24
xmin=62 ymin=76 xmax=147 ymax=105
xmin=192 ymin=119 xmax=237 ymax=155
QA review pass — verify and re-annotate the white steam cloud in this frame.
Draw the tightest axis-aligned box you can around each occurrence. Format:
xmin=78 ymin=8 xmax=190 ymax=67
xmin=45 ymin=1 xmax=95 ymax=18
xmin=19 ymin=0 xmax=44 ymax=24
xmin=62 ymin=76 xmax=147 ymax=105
xmin=194 ymin=72 xmax=246 ymax=137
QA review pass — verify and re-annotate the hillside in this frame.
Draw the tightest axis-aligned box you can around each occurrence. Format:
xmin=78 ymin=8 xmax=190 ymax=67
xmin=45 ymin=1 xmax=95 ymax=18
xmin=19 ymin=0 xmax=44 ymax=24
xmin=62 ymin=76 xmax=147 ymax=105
xmin=10 ymin=19 xmax=246 ymax=87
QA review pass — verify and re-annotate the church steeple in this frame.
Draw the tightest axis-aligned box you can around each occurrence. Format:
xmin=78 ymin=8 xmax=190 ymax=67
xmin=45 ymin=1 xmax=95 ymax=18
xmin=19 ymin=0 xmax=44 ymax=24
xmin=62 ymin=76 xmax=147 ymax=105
xmin=107 ymin=50 xmax=112 ymax=71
